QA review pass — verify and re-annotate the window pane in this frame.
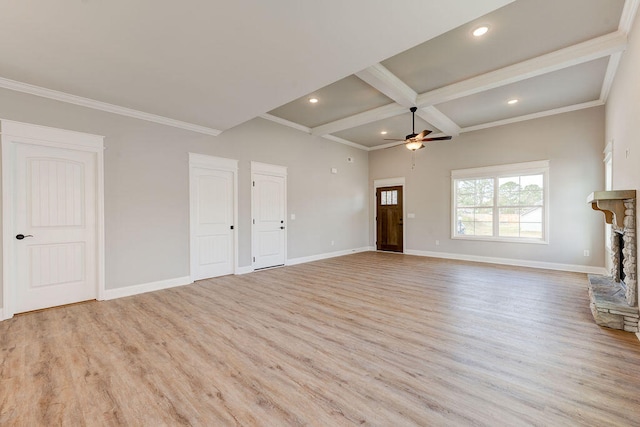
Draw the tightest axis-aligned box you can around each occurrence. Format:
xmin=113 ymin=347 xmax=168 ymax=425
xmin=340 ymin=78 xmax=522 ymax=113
xmin=391 ymin=190 xmax=397 ymax=205
xmin=456 ymin=178 xmax=493 ymax=207
xmin=519 ymin=190 xmax=543 ymax=206
xmin=520 ymin=207 xmax=543 ymax=238
xmin=381 ymin=191 xmax=387 ymax=205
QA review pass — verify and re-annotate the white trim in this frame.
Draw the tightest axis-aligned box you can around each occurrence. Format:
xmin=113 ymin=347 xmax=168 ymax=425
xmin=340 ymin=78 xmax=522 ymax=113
xmin=251 ymin=161 xmax=287 ymax=176
xmin=259 ymin=113 xmax=311 ymax=134
xmin=451 ymin=160 xmax=550 ymax=178
xmin=460 ymin=101 xmax=604 ymax=134
xmin=235 ymin=266 xmax=255 ymax=275
xmin=103 ymin=276 xmax=193 ymax=300
xmin=355 ymin=63 xmax=417 ymax=108
xmin=188 ymin=153 xmax=239 ymax=278
xmin=600 ymin=52 xmax=623 ymax=103
xmin=0 ymin=77 xmax=222 ymax=136
xmin=619 ymin=0 xmax=640 ymax=33
xmin=311 ymin=103 xmax=407 ymax=136
xmin=417 ymin=31 xmax=627 ymax=107
xmin=1 ymin=120 xmax=105 ymax=318
xmin=416 ymin=106 xmax=461 ymax=137
xmin=320 ymin=134 xmax=370 ymax=151
xmin=287 ymin=247 xmax=373 ymax=266
xmin=404 ymin=249 xmax=608 ymax=275
xmin=0 ymin=309 xmax=5 ymax=321
xmin=373 ymin=177 xmax=406 ymax=253
xmin=451 ymin=160 xmax=550 ymax=244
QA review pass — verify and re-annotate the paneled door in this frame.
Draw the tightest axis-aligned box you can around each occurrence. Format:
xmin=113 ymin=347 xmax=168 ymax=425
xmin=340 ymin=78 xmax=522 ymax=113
xmin=189 ymin=155 xmax=236 ymax=280
xmin=376 ymin=186 xmax=403 ymax=252
xmin=252 ymin=163 xmax=286 ymax=269
xmin=11 ymin=139 xmax=99 ymax=314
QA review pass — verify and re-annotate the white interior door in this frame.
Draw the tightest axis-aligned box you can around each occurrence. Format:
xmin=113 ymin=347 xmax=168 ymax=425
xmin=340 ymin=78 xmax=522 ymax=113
xmin=190 ymin=154 xmax=237 ymax=280
xmin=252 ymin=170 xmax=286 ymax=269
xmin=12 ymin=143 xmax=98 ymax=313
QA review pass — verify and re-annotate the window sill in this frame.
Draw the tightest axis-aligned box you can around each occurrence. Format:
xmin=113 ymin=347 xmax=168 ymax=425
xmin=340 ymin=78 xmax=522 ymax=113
xmin=451 ymin=235 xmax=549 ymax=245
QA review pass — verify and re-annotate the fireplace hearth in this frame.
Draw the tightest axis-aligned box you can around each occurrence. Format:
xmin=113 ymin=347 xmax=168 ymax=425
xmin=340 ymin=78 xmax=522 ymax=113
xmin=587 ymin=190 xmax=637 ymax=332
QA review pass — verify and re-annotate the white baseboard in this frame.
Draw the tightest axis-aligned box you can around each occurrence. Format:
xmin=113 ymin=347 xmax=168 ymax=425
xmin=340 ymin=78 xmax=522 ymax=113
xmin=404 ymin=249 xmax=608 ymax=275
xmin=235 ymin=265 xmax=254 ymax=275
xmin=286 ymin=246 xmax=373 ymax=266
xmin=103 ymin=275 xmax=193 ymax=300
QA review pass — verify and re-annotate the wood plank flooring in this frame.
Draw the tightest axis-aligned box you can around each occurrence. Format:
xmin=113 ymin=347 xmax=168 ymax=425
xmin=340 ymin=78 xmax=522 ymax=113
xmin=2 ymin=251 xmax=640 ymax=426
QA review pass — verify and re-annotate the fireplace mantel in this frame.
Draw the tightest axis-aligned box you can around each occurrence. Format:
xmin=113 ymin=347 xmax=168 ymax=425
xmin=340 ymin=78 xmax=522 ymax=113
xmin=587 ymin=190 xmax=636 ymax=228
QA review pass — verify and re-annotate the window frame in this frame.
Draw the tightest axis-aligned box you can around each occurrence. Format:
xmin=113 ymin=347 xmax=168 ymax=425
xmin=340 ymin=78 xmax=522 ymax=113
xmin=451 ymin=160 xmax=550 ymax=244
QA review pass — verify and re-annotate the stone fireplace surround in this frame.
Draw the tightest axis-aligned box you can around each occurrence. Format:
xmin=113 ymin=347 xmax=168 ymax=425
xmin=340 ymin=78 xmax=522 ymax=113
xmin=587 ymin=190 xmax=637 ymax=332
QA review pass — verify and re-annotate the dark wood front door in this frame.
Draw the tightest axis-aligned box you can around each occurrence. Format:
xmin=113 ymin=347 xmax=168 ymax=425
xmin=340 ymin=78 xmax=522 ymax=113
xmin=376 ymin=186 xmax=403 ymax=252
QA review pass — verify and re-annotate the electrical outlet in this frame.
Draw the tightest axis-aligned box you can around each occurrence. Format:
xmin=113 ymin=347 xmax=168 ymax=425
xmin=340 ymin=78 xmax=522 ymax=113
xmin=584 ymin=250 xmax=590 ymax=257
xmin=331 ymin=240 xmax=335 ymax=246
xmin=435 ymin=240 xmax=440 ymax=246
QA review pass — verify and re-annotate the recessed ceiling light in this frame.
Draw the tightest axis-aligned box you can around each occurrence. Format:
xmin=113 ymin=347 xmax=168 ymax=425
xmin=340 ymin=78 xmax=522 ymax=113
xmin=309 ymin=98 xmax=318 ymax=104
xmin=473 ymin=26 xmax=489 ymax=37
xmin=508 ymin=99 xmax=519 ymax=105
xmin=380 ymin=131 xmax=388 ymax=135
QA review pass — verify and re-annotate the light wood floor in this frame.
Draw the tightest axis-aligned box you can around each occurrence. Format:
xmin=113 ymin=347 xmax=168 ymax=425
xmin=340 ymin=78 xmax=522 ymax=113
xmin=2 ymin=252 xmax=640 ymax=426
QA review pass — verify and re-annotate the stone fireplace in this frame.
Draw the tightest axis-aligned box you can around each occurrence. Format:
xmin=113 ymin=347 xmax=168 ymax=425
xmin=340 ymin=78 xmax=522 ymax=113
xmin=587 ymin=190 xmax=638 ymax=332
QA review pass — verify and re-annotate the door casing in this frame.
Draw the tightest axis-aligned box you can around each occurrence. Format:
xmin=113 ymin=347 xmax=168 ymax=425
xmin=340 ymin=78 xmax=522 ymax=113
xmin=373 ymin=177 xmax=405 ymax=254
xmin=1 ymin=120 xmax=105 ymax=320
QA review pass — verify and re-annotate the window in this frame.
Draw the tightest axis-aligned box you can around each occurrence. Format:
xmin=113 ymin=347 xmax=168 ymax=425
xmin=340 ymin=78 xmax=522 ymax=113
xmin=452 ymin=160 xmax=549 ymax=243
xmin=380 ymin=190 xmax=398 ymax=205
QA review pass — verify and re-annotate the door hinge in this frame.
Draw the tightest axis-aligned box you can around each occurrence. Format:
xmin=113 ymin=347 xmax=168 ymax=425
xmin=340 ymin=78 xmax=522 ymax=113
xmin=253 ymin=257 xmax=255 ymax=262
xmin=252 ymin=219 xmax=255 ymax=224
xmin=253 ymin=181 xmax=255 ymax=187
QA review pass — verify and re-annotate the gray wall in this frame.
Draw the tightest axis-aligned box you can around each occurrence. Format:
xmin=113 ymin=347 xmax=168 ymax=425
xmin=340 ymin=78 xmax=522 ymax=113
xmin=369 ymin=107 xmax=606 ymax=268
xmin=0 ymin=88 xmax=370 ymax=297
xmin=606 ymin=7 xmax=640 ymax=198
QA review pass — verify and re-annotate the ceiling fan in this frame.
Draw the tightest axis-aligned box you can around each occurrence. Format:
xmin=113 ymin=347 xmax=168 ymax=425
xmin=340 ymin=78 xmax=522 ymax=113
xmin=385 ymin=107 xmax=452 ymax=151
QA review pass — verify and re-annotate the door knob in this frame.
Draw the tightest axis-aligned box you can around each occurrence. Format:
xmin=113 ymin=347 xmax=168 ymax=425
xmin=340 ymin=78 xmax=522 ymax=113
xmin=16 ymin=234 xmax=33 ymax=240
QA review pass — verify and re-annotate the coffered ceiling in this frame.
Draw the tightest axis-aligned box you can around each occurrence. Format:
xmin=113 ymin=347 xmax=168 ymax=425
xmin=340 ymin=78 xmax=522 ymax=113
xmin=266 ymin=0 xmax=637 ymax=150
xmin=0 ymin=1 xmax=636 ymax=150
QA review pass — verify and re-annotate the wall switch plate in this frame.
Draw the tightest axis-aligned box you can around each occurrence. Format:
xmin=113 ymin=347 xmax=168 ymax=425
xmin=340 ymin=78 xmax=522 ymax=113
xmin=407 ymin=213 xmax=415 ymax=218
xmin=291 ymin=214 xmax=296 ymax=220
xmin=347 ymin=157 xmax=354 ymax=163
xmin=331 ymin=168 xmax=338 ymax=174
xmin=584 ymin=250 xmax=590 ymax=257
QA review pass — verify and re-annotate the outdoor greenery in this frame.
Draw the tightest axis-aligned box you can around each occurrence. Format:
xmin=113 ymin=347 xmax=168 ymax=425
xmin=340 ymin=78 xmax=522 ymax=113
xmin=455 ymin=174 xmax=544 ymax=239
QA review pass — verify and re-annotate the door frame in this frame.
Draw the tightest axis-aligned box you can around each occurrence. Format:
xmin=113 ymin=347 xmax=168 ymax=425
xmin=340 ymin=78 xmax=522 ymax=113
xmin=1 ymin=119 xmax=105 ymax=320
xmin=373 ymin=177 xmax=405 ymax=254
xmin=188 ymin=153 xmax=238 ymax=279
xmin=251 ymin=161 xmax=287 ymax=269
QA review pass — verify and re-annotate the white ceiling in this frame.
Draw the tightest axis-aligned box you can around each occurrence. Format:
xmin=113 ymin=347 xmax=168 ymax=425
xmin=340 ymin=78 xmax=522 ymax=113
xmin=0 ymin=0 xmax=513 ymax=134
xmin=267 ymin=0 xmax=637 ymax=150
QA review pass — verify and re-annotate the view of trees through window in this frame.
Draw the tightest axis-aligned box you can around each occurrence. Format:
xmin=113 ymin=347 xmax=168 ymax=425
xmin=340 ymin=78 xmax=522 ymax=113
xmin=455 ymin=174 xmax=544 ymax=240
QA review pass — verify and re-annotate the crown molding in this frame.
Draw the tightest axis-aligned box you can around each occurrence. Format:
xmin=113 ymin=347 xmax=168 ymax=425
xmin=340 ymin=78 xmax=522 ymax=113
xmin=461 ymin=100 xmax=604 ymax=134
xmin=321 ymin=134 xmax=369 ymax=151
xmin=0 ymin=77 xmax=222 ymax=136
xmin=259 ymin=113 xmax=311 ymax=133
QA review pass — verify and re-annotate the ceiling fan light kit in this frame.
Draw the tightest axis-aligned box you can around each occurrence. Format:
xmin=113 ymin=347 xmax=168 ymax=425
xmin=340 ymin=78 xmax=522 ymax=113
xmin=383 ymin=106 xmax=453 ymax=151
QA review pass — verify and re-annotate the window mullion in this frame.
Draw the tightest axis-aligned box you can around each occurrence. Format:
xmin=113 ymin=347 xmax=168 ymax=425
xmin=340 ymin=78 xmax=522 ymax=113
xmin=493 ymin=177 xmax=499 ymax=237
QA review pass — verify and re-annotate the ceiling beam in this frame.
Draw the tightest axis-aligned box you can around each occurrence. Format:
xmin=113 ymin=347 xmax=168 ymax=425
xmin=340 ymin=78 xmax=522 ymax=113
xmin=416 ymin=31 xmax=627 ymax=107
xmin=416 ymin=106 xmax=461 ymax=136
xmin=355 ymin=64 xmax=417 ymax=108
xmin=619 ymin=0 xmax=640 ymax=33
xmin=310 ymin=31 xmax=626 ymax=138
xmin=311 ymin=102 xmax=406 ymax=136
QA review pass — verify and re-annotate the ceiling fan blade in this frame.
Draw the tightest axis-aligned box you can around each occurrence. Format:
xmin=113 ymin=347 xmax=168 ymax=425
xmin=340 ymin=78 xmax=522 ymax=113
xmin=422 ymin=136 xmax=453 ymax=142
xmin=415 ymin=129 xmax=432 ymax=140
xmin=383 ymin=138 xmax=408 ymax=141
